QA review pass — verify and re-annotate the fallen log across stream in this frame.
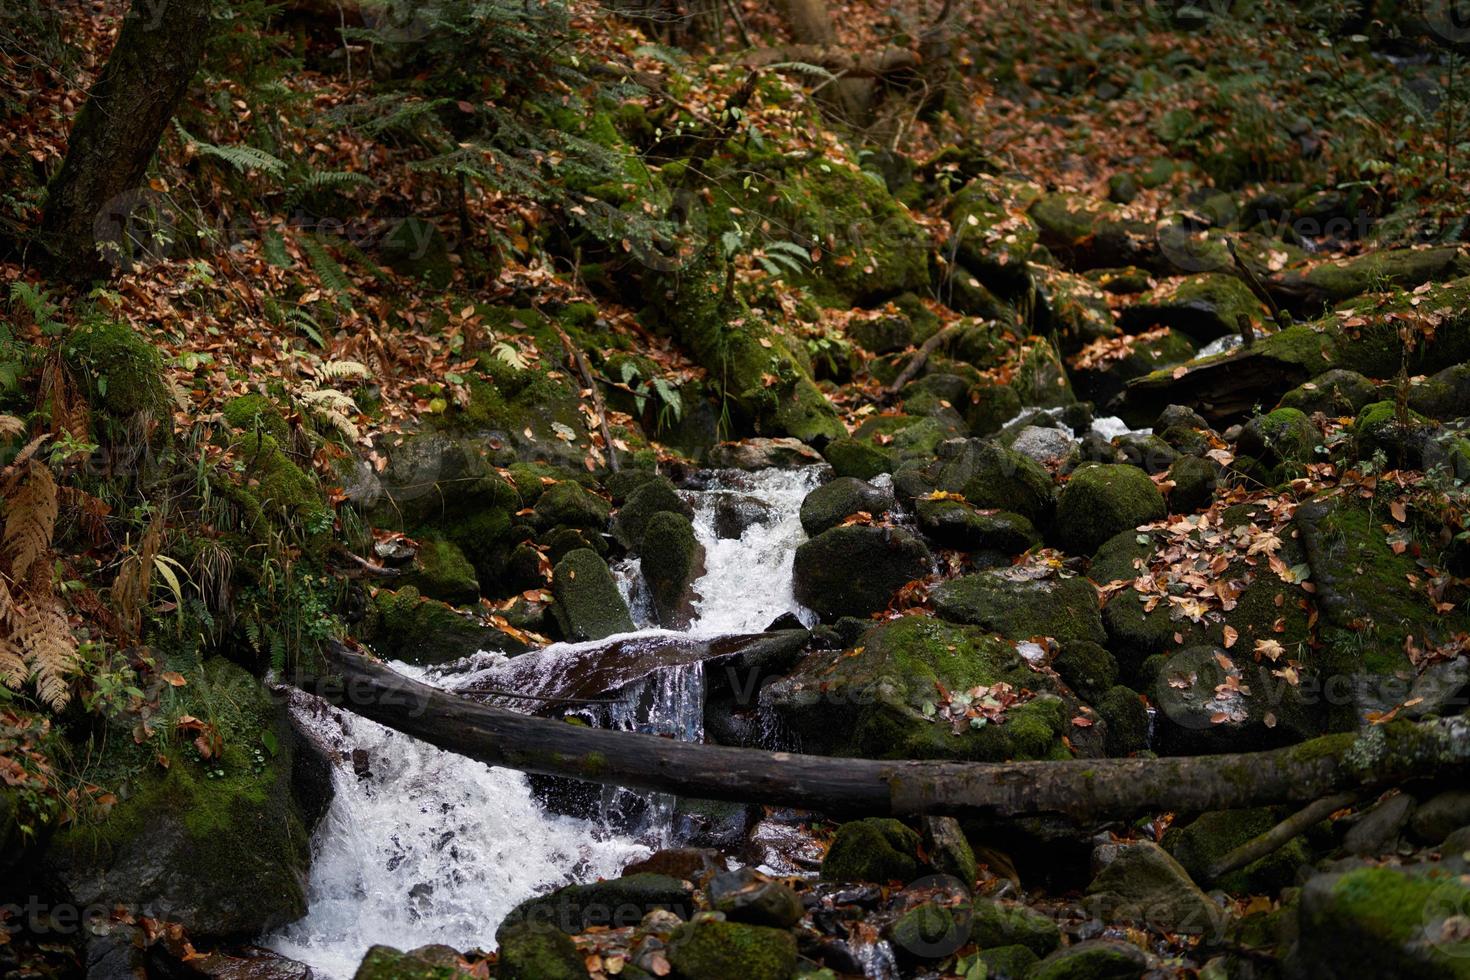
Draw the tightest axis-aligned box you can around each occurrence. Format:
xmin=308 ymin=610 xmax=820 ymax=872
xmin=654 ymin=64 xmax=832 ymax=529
xmin=301 ymin=642 xmax=1470 ymax=823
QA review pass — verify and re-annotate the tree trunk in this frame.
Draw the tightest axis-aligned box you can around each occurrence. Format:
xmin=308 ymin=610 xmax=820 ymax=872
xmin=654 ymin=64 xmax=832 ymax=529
xmin=40 ymin=0 xmax=213 ymax=280
xmin=302 ymin=643 xmax=1470 ymax=823
xmin=772 ymin=0 xmax=875 ymax=123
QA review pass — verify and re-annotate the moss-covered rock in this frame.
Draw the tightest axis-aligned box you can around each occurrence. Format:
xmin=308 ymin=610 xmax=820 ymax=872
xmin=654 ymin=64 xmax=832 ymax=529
xmin=965 ymin=381 xmax=1025 ymax=437
xmin=380 ymin=217 xmax=453 ymax=289
xmin=641 ymin=511 xmax=705 ymax=629
xmin=1118 ymin=273 xmax=1263 ymax=342
xmin=1165 ymin=807 xmax=1312 ymax=894
xmin=229 ymin=431 xmax=331 ymax=529
xmin=498 ymin=873 xmax=694 ymax=935
xmin=1094 ymin=684 xmax=1149 ymax=756
xmin=1052 ymin=463 xmax=1165 ymax=557
xmin=45 ymin=659 xmax=311 ymax=940
xmin=1152 ymin=645 xmax=1319 ymax=753
xmin=534 ymin=480 xmax=612 ymax=531
xmin=1238 ymin=406 xmax=1319 ymax=475
xmin=1071 ymin=327 xmax=1197 ymax=409
xmin=886 ymin=899 xmax=972 ymax=964
xmin=931 ymin=566 xmax=1104 ymax=644
xmin=707 ymin=868 xmax=804 ymax=928
xmin=930 ymin=439 xmax=1055 ymax=526
xmin=222 ymin=392 xmax=290 ymax=444
xmin=352 ymin=945 xmax=462 ymax=980
xmin=1409 ymin=362 xmax=1470 ymax=422
xmin=799 ymin=477 xmax=894 ymax=537
xmin=666 ymin=917 xmax=797 ymax=980
xmin=1294 ymin=866 xmax=1470 ymax=978
xmin=62 ymin=318 xmax=170 ymax=420
xmin=1052 ymin=641 xmax=1119 ymax=702
xmin=822 ymin=437 xmax=894 ymax=480
xmin=1032 ymin=266 xmax=1119 ymax=348
xmin=364 ymin=585 xmax=523 ymax=663
xmin=820 ymin=817 xmax=922 ymax=883
xmin=946 ymin=174 xmax=1042 ymax=298
xmin=1353 ymin=399 xmax=1438 ymax=469
xmin=398 ymin=533 xmax=479 ymax=605
xmin=914 ymin=497 xmax=1040 ymax=555
xmin=1165 ymin=455 xmax=1219 ymax=514
xmin=970 ymin=898 xmax=1061 ymax=956
xmin=762 ymin=616 xmax=1072 ymax=761
xmin=976 ymin=943 xmax=1039 ymax=979
xmin=550 ymin=548 xmax=635 ymax=641
xmin=612 ymin=476 xmax=690 ymax=550
xmin=1278 ymin=369 xmax=1378 ymax=417
xmin=1288 ymin=246 xmax=1470 ymax=309
xmin=792 ymin=525 xmax=931 ymax=619
xmin=1086 ymin=839 xmax=1225 ymax=936
xmin=1029 ymin=939 xmax=1149 ymax=980
xmin=1010 ymin=339 xmax=1077 ymax=409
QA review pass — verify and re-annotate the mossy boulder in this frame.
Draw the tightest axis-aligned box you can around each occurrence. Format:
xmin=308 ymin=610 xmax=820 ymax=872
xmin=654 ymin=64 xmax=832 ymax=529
xmin=1052 ymin=463 xmax=1165 ymax=557
xmin=1409 ymin=362 xmax=1470 ymax=422
xmin=914 ymin=497 xmax=1040 ymax=556
xmin=1278 ymin=368 xmax=1378 ymax=417
xmin=1152 ymin=645 xmax=1319 ymax=753
xmin=534 ymin=480 xmax=611 ymax=531
xmin=364 ymin=586 xmax=524 ymax=663
xmin=707 ymin=868 xmax=804 ymax=928
xmin=1052 ymin=641 xmax=1119 ymax=702
xmin=886 ymin=900 xmax=973 ymax=964
xmin=799 ymin=477 xmax=894 ymax=537
xmin=762 ymin=616 xmax=1072 ymax=761
xmin=970 ymin=898 xmax=1061 ymax=956
xmin=1032 ymin=266 xmax=1118 ymax=347
xmin=612 ymin=476 xmax=691 ymax=549
xmin=931 ymin=567 xmax=1104 ymax=644
xmin=498 ymin=873 xmax=694 ymax=936
xmin=62 ymin=318 xmax=170 ymax=420
xmin=1238 ymin=407 xmax=1320 ymax=477
xmin=45 ymin=659 xmax=312 ymax=940
xmin=965 ymin=381 xmax=1025 ymax=437
xmin=1029 ymin=193 xmax=1152 ymax=270
xmin=1288 ymin=246 xmax=1470 ymax=309
xmin=1094 ymin=684 xmax=1149 ymax=756
xmin=930 ymin=439 xmax=1055 ymax=526
xmin=822 ymin=437 xmax=894 ymax=480
xmin=792 ymin=525 xmax=931 ymax=619
xmin=847 ymin=313 xmax=913 ymax=355
xmin=1165 ymin=455 xmax=1219 ymax=514
xmin=1294 ymin=866 xmax=1470 ymax=978
xmin=1029 ymin=939 xmax=1149 ymax=980
xmin=1353 ymin=399 xmax=1439 ymax=469
xmin=641 ymin=511 xmax=705 ymax=629
xmin=222 ymin=392 xmax=290 ymax=444
xmin=946 ymin=174 xmax=1043 ymax=298
xmin=550 ymin=548 xmax=635 ymax=641
xmin=1009 ymin=339 xmax=1076 ymax=409
xmin=1118 ymin=273 xmax=1263 ymax=342
xmin=666 ymin=917 xmax=798 ymax=980
xmin=1071 ymin=327 xmax=1197 ymax=409
xmin=821 ymin=817 xmax=922 ymax=883
xmin=352 ymin=945 xmax=463 ymax=980
xmin=1165 ymin=807 xmax=1312 ymax=894
xmin=398 ymin=533 xmax=479 ymax=605
xmin=1085 ymin=839 xmax=1226 ymax=936
xmin=229 ymin=431 xmax=331 ymax=529
xmin=977 ymin=944 xmax=1039 ymax=979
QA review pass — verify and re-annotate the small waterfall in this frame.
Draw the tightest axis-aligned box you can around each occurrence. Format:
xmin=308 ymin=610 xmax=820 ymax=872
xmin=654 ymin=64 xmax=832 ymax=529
xmin=267 ymin=467 xmax=821 ymax=977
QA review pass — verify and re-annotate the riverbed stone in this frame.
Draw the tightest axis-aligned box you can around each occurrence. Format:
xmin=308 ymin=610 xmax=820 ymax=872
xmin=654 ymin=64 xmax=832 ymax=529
xmin=799 ymin=477 xmax=894 ymax=536
xmin=1052 ymin=463 xmax=1165 ymax=556
xmin=498 ymin=873 xmax=694 ymax=935
xmin=931 ymin=565 xmax=1105 ymax=644
xmin=551 ymin=548 xmax=635 ymax=640
xmin=707 ymin=868 xmax=804 ymax=928
xmin=534 ymin=480 xmax=611 ymax=531
xmin=612 ymin=476 xmax=691 ymax=549
xmin=708 ymin=437 xmax=824 ymax=470
xmin=970 ymin=898 xmax=1061 ymax=956
xmin=821 ymin=817 xmax=923 ymax=883
xmin=792 ymin=524 xmax=932 ymax=619
xmin=914 ymin=497 xmax=1040 ymax=555
xmin=1030 ymin=939 xmax=1150 ymax=980
xmin=932 ymin=439 xmax=1055 ymax=525
xmin=495 ymin=923 xmax=585 ymax=980
xmin=352 ymin=945 xmax=462 ymax=980
xmin=1087 ymin=840 xmax=1226 ymax=936
xmin=666 ymin=917 xmax=798 ymax=980
xmin=641 ymin=511 xmax=705 ymax=629
xmin=822 ymin=436 xmax=894 ymax=479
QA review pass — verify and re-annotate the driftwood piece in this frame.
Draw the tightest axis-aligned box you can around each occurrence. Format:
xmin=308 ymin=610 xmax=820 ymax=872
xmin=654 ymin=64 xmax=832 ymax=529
xmin=302 ymin=643 xmax=1470 ymax=823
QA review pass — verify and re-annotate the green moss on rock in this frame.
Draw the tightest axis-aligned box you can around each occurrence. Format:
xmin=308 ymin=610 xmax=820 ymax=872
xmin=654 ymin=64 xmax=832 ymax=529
xmin=931 ymin=568 xmax=1104 ymax=644
xmin=62 ymin=318 xmax=169 ymax=419
xmin=1053 ymin=463 xmax=1165 ymax=557
xmin=398 ymin=533 xmax=479 ymax=605
xmin=667 ymin=917 xmax=798 ymax=980
xmin=821 ymin=817 xmax=922 ymax=883
xmin=551 ymin=548 xmax=635 ymax=641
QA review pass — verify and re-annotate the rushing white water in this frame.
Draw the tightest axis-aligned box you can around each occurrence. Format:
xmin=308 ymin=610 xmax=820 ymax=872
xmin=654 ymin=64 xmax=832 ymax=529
xmin=266 ymin=467 xmax=821 ymax=977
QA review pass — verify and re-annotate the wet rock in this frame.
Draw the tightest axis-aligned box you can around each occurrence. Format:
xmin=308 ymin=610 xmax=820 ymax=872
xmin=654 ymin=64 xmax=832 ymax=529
xmin=1343 ymin=793 xmax=1415 ymax=856
xmin=970 ymin=898 xmax=1061 ymax=956
xmin=624 ymin=847 xmax=721 ymax=880
xmin=887 ymin=900 xmax=973 ymax=964
xmin=612 ymin=477 xmax=691 ymax=549
xmin=965 ymin=381 xmax=1025 ymax=437
xmin=764 ymin=617 xmax=1073 ymax=761
xmin=533 ymin=480 xmax=611 ymax=531
xmin=1010 ymin=425 xmax=1081 ymax=473
xmin=708 ymin=438 xmax=825 ymax=470
xmin=1279 ymin=369 xmax=1378 ymax=417
xmin=1118 ymin=273 xmax=1263 ymax=342
xmin=978 ymin=944 xmax=1040 ymax=979
xmin=822 ymin=436 xmax=893 ymax=480
xmin=1052 ymin=463 xmax=1165 ymax=557
xmin=931 ymin=566 xmax=1104 ymax=644
xmin=914 ymin=498 xmax=1040 ymax=555
xmin=1030 ymin=939 xmax=1149 ymax=980
xmin=1052 ymin=641 xmax=1118 ymax=701
xmin=363 ymin=586 xmax=527 ymax=664
xmin=494 ymin=924 xmax=584 ymax=980
xmin=821 ymin=818 xmax=922 ymax=883
xmin=1088 ymin=840 xmax=1225 ymax=936
xmin=672 ymin=798 xmax=758 ymax=850
xmin=666 ymin=917 xmax=797 ymax=980
xmin=709 ymin=491 xmax=774 ymax=538
xmin=932 ymin=439 xmax=1055 ymax=526
xmin=792 ymin=525 xmax=931 ymax=619
xmin=923 ymin=816 xmax=978 ymax=889
xmin=1094 ymin=684 xmax=1149 ymax=756
xmin=798 ymin=477 xmax=894 ymax=537
xmin=641 ymin=511 xmax=705 ymax=629
xmin=498 ymin=873 xmax=694 ymax=935
xmin=550 ymin=548 xmax=635 ymax=641
xmin=1165 ymin=807 xmax=1311 ymax=894
xmin=1113 ymin=432 xmax=1177 ymax=474
xmin=1166 ymin=455 xmax=1219 ymax=513
xmin=707 ymin=868 xmax=804 ymax=928
xmin=1294 ymin=865 xmax=1470 ymax=977
xmin=1155 ymin=404 xmax=1210 ymax=432
xmin=1411 ymin=791 xmax=1470 ymax=846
